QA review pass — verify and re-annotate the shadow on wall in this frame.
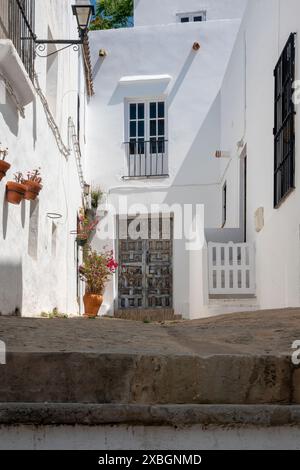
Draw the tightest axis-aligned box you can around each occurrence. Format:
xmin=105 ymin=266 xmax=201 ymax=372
xmin=28 ymin=200 xmax=39 ymax=259
xmin=0 ymin=87 xmax=19 ymax=137
xmin=2 ymin=196 xmax=8 ymax=240
xmin=2 ymin=198 xmax=26 ymax=240
xmin=168 ymin=92 xmax=221 ymax=188
xmin=92 ymin=56 xmax=106 ymax=81
xmin=109 ymin=80 xmax=170 ymax=106
xmin=168 ymin=49 xmax=198 ymax=107
xmin=0 ymin=260 xmax=22 ymax=316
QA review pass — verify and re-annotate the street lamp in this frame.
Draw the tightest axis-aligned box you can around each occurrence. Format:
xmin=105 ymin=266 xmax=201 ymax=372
xmin=72 ymin=4 xmax=95 ymax=39
xmin=32 ymin=4 xmax=95 ymax=56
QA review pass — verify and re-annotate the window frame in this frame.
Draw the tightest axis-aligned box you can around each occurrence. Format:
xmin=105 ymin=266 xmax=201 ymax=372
xmin=273 ymin=33 xmax=296 ymax=208
xmin=124 ymin=98 xmax=168 ymax=178
xmin=177 ymin=11 xmax=207 ymax=23
xmin=126 ymin=98 xmax=167 ymax=151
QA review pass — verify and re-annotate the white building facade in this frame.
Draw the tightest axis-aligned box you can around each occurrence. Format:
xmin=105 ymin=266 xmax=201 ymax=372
xmin=0 ymin=0 xmax=91 ymax=316
xmin=87 ymin=0 xmax=250 ymax=319
xmin=2 ymin=0 xmax=299 ymax=319
xmin=219 ymin=0 xmax=300 ymax=311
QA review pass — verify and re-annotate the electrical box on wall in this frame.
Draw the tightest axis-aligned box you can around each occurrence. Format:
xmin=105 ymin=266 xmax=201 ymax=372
xmin=255 ymin=207 xmax=264 ymax=232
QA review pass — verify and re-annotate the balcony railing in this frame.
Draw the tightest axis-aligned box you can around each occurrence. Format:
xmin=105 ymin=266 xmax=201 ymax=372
xmin=123 ymin=140 xmax=169 ymax=179
xmin=0 ymin=0 xmax=35 ymax=80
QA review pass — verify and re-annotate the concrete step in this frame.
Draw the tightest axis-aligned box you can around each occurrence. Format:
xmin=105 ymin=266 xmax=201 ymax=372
xmin=207 ymin=298 xmax=260 ymax=316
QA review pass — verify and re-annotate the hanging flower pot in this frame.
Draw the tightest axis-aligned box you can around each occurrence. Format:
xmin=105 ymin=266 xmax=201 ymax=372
xmin=23 ymin=168 xmax=43 ymax=201
xmin=6 ymin=181 xmax=26 ymax=205
xmin=23 ymin=180 xmax=43 ymax=200
xmin=76 ymin=234 xmax=88 ymax=246
xmin=0 ymin=145 xmax=10 ymax=182
xmin=0 ymin=160 xmax=11 ymax=182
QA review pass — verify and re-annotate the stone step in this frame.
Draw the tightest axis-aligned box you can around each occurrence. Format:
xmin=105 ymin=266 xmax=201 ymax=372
xmin=0 ymin=313 xmax=298 ymax=407
xmin=0 ymin=351 xmax=296 ymax=405
xmin=114 ymin=308 xmax=182 ymax=322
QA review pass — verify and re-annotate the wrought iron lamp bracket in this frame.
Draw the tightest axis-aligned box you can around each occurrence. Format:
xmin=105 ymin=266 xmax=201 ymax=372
xmin=35 ymin=42 xmax=81 ymax=58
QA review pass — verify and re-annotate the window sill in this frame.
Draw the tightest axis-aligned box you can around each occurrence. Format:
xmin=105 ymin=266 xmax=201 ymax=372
xmin=122 ymin=174 xmax=170 ymax=181
xmin=119 ymin=74 xmax=172 ymax=85
xmin=0 ymin=39 xmax=35 ymax=107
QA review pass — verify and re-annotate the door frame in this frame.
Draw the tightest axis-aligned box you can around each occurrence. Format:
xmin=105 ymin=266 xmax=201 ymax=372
xmin=115 ymin=213 xmax=174 ymax=311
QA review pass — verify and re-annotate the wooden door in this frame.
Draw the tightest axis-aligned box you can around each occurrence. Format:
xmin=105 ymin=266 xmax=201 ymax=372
xmin=118 ymin=217 xmax=173 ymax=309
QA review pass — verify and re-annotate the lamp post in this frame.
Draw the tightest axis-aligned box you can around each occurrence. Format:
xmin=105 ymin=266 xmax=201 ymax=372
xmin=72 ymin=4 xmax=95 ymax=41
xmin=35 ymin=4 xmax=95 ymax=45
xmin=20 ymin=3 xmax=95 ymax=57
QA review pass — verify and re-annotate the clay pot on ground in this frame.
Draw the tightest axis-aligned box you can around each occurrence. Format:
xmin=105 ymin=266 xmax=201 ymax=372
xmin=6 ymin=181 xmax=26 ymax=205
xmin=83 ymin=293 xmax=103 ymax=318
xmin=23 ymin=180 xmax=43 ymax=200
xmin=0 ymin=161 xmax=11 ymax=181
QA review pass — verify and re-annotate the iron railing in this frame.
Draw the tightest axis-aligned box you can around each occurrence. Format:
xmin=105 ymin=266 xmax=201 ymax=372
xmin=0 ymin=0 xmax=35 ymax=80
xmin=123 ymin=140 xmax=169 ymax=179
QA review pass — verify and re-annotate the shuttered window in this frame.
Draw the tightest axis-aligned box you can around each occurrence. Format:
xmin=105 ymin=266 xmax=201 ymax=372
xmin=274 ymin=33 xmax=296 ymax=207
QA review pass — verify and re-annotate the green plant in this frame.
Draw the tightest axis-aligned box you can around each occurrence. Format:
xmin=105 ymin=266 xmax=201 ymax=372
xmin=79 ymin=247 xmax=118 ymax=294
xmin=89 ymin=0 xmax=133 ymax=30
xmin=41 ymin=308 xmax=68 ymax=319
xmin=91 ymin=187 xmax=103 ymax=210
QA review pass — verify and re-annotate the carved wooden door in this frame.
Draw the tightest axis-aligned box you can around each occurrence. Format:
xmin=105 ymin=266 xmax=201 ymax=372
xmin=118 ymin=217 xmax=173 ymax=309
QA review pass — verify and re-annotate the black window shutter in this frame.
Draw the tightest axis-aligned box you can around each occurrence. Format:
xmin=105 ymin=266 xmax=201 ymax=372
xmin=274 ymin=33 xmax=296 ymax=208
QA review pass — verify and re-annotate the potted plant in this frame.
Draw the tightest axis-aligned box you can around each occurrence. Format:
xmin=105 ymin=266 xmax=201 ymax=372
xmin=79 ymin=247 xmax=118 ymax=318
xmin=23 ymin=168 xmax=43 ymax=201
xmin=0 ymin=145 xmax=10 ymax=182
xmin=6 ymin=172 xmax=26 ymax=205
xmin=91 ymin=186 xmax=103 ymax=211
xmin=76 ymin=214 xmax=99 ymax=246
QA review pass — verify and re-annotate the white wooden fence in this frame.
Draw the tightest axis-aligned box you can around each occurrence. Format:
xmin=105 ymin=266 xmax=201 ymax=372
xmin=208 ymin=242 xmax=255 ymax=295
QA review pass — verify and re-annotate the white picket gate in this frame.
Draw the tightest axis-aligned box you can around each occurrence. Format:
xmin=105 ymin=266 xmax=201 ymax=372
xmin=208 ymin=242 xmax=255 ymax=295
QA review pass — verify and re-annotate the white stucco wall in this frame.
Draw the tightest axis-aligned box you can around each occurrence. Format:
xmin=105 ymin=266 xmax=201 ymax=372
xmin=87 ymin=19 xmax=241 ymax=318
xmin=134 ymin=0 xmax=248 ymax=26
xmin=219 ymin=0 xmax=300 ymax=310
xmin=0 ymin=0 xmax=86 ymax=316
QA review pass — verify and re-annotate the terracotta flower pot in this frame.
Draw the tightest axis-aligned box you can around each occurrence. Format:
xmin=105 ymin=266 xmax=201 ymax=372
xmin=23 ymin=180 xmax=43 ymax=201
xmin=0 ymin=161 xmax=11 ymax=181
xmin=6 ymin=181 xmax=26 ymax=205
xmin=76 ymin=235 xmax=88 ymax=247
xmin=83 ymin=293 xmax=103 ymax=318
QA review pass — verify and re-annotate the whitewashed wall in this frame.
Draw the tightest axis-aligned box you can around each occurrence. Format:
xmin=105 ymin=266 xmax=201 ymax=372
xmin=134 ymin=0 xmax=248 ymax=26
xmin=87 ymin=19 xmax=241 ymax=318
xmin=219 ymin=0 xmax=300 ymax=309
xmin=0 ymin=0 xmax=86 ymax=316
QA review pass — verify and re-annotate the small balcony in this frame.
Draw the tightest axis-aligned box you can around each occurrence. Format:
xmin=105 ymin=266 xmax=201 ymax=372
xmin=123 ymin=140 xmax=169 ymax=179
xmin=0 ymin=0 xmax=35 ymax=81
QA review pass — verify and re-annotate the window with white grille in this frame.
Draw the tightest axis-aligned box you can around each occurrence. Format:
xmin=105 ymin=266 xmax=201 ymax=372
xmin=177 ymin=11 xmax=206 ymax=23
